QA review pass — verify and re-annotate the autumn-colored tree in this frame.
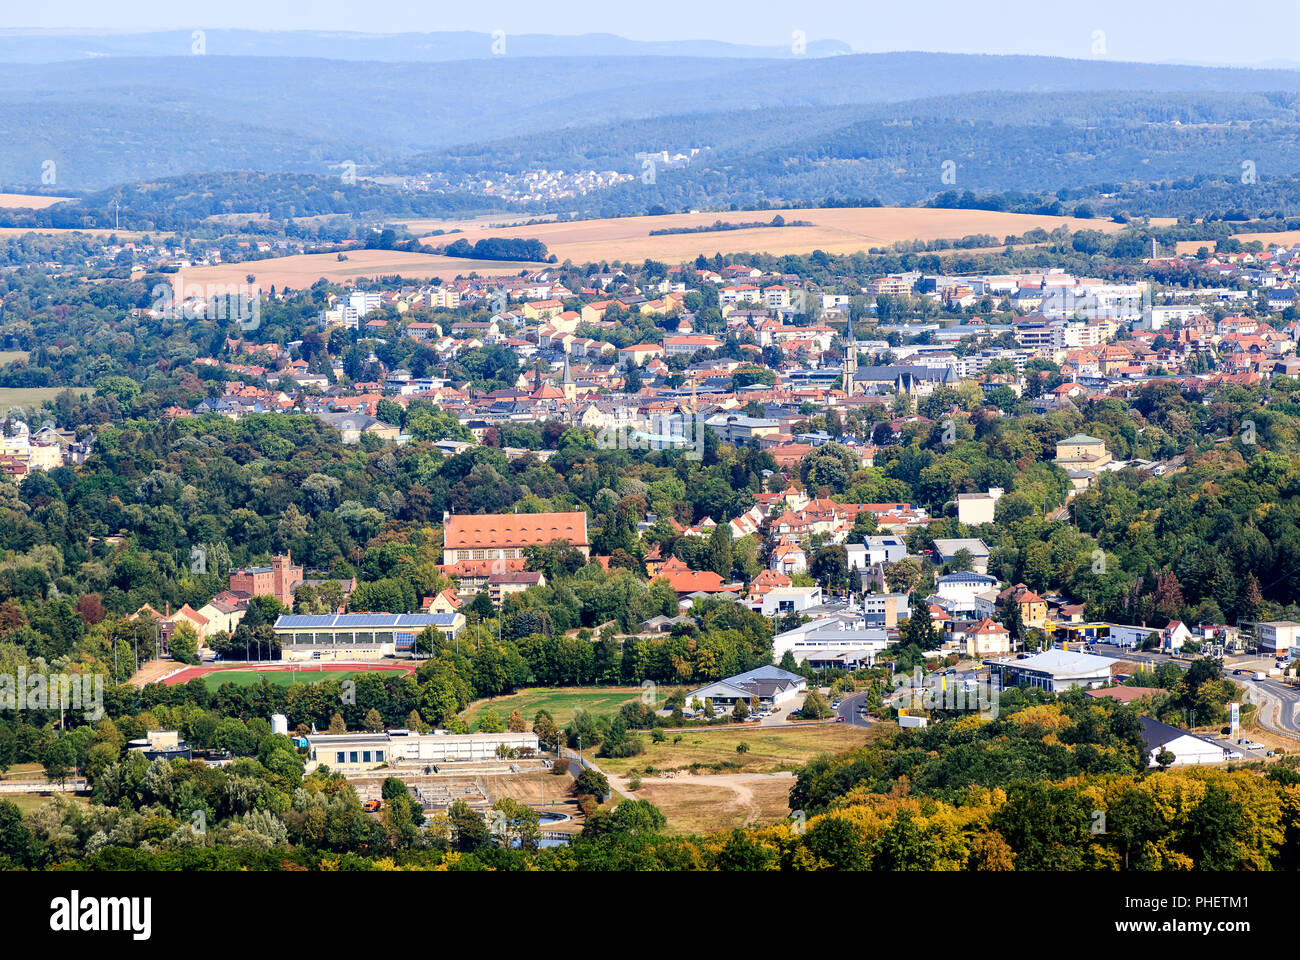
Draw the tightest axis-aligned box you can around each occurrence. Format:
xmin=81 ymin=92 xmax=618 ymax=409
xmin=76 ymin=593 xmax=106 ymax=624
xmin=327 ymin=712 xmax=347 ymax=734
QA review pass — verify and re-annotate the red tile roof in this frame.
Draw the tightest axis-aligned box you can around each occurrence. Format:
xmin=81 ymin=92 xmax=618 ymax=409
xmin=444 ymin=511 xmax=589 ymax=550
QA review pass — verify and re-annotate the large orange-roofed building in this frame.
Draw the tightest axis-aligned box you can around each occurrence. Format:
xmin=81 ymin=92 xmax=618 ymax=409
xmin=442 ymin=511 xmax=589 ymax=564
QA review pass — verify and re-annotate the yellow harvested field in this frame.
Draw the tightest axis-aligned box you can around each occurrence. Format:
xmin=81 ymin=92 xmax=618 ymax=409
xmin=419 ymin=206 xmax=1126 ymax=265
xmin=0 ymin=193 xmax=74 ymax=210
xmin=1226 ymin=230 xmax=1300 ymax=247
xmin=176 ymin=249 xmax=545 ymax=294
xmin=1174 ymin=229 xmax=1298 ymax=256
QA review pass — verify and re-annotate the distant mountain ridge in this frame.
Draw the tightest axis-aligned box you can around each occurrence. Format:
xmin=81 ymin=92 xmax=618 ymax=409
xmin=0 ymin=28 xmax=853 ymax=63
xmin=6 ymin=45 xmax=1300 ymax=205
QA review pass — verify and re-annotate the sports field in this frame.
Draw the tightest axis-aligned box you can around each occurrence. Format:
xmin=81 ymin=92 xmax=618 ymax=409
xmin=162 ymin=662 xmax=415 ymax=688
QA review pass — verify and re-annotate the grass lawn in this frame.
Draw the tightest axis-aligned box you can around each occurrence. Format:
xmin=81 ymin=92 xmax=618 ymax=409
xmin=201 ymin=668 xmax=408 ymax=690
xmin=0 ymin=350 xmax=30 ymax=365
xmin=461 ymin=686 xmax=645 ymax=731
xmin=598 ymin=723 xmax=877 ymax=776
xmin=0 ymin=763 xmax=45 ymax=781
xmin=3 ymin=793 xmax=89 ymax=814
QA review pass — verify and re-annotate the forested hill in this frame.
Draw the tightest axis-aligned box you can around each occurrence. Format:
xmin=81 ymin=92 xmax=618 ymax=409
xmin=10 ymin=51 xmax=1300 ymax=189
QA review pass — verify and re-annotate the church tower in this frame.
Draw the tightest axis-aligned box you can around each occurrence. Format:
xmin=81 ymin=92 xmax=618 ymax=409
xmin=843 ymin=314 xmax=858 ymax=397
xmin=561 ymin=348 xmax=577 ymax=403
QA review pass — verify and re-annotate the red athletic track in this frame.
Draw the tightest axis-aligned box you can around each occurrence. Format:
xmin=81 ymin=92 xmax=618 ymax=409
xmin=159 ymin=662 xmax=417 ymax=686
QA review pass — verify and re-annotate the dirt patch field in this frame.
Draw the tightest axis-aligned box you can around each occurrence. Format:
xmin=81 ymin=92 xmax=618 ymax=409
xmin=597 ymin=723 xmax=874 ymax=777
xmin=176 ymin=249 xmax=546 ymax=294
xmin=618 ymin=772 xmax=795 ymax=833
xmin=418 ymin=206 xmax=1126 ymax=266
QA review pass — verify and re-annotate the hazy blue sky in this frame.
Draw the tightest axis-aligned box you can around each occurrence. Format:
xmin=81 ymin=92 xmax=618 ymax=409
xmin=7 ymin=0 xmax=1300 ymax=67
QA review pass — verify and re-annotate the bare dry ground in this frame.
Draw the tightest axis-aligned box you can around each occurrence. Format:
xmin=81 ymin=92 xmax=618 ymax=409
xmin=597 ymin=722 xmax=872 ymax=776
xmin=619 ymin=773 xmax=795 ymax=833
xmin=0 ymin=193 xmax=74 ymax=210
xmin=417 ymin=206 xmax=1127 ymax=265
xmin=176 ymin=249 xmax=545 ymax=293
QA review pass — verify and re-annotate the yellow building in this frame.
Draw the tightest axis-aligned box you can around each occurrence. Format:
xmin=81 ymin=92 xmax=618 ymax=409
xmin=1053 ymin=433 xmax=1111 ymax=469
xmin=1017 ymin=590 xmax=1048 ymax=629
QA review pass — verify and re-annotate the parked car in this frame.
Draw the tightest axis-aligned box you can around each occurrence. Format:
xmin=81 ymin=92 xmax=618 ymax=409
xmin=835 ymin=716 xmax=846 ymax=723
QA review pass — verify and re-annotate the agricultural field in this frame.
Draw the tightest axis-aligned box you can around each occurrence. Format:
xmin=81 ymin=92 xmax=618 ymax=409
xmin=597 ymin=722 xmax=878 ymax=777
xmin=461 ymin=686 xmax=647 ymax=730
xmin=0 ymin=351 xmax=30 ymax=365
xmin=0 ymin=193 xmax=74 ymax=210
xmin=418 ymin=205 xmax=1128 ymax=265
xmin=175 ymin=248 xmax=541 ymax=294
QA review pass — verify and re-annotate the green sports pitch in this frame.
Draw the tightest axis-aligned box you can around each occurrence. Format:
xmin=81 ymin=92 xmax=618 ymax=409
xmin=199 ymin=667 xmax=410 ymax=690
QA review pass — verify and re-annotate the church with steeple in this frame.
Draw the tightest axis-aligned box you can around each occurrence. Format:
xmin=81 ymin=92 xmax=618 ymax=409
xmin=843 ymin=314 xmax=858 ymax=397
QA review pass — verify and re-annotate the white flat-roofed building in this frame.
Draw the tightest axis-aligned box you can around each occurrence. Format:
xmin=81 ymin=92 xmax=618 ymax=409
xmin=758 ymin=586 xmax=824 ymax=616
xmin=1138 ymin=717 xmax=1231 ymax=767
xmin=305 ymin=729 xmax=539 ymax=773
xmin=936 ymin=571 xmax=999 ymax=607
xmin=986 ymin=649 xmax=1115 ymax=692
xmin=783 ymin=628 xmax=890 ymax=666
xmin=1258 ymin=621 xmax=1300 ymax=656
xmin=956 ymin=490 xmax=1002 ymax=526
xmin=274 ymin=612 xmax=464 ymax=659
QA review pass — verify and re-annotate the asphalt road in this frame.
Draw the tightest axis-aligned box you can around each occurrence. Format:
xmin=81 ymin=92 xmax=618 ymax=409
xmin=1252 ymin=677 xmax=1300 ymax=737
xmin=1091 ymin=645 xmax=1300 ymax=741
xmin=835 ymin=691 xmax=873 ymax=728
